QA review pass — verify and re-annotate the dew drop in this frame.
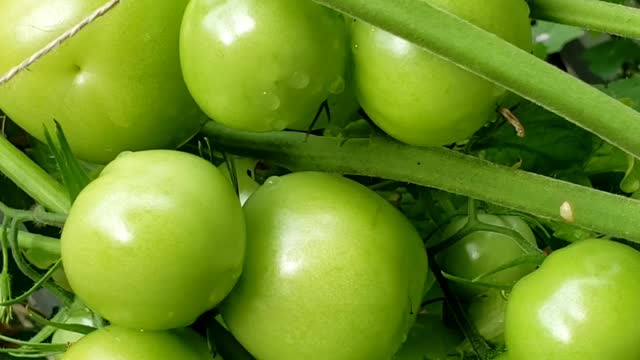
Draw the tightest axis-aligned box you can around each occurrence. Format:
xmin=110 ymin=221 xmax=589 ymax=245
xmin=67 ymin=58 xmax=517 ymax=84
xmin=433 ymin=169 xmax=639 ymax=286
xmin=265 ymin=176 xmax=281 ymax=186
xmin=115 ymin=151 xmax=133 ymax=159
xmin=270 ymin=118 xmax=288 ymax=131
xmin=328 ymin=76 xmax=345 ymax=95
xmin=259 ymin=91 xmax=281 ymax=111
xmin=289 ymin=71 xmax=310 ymax=89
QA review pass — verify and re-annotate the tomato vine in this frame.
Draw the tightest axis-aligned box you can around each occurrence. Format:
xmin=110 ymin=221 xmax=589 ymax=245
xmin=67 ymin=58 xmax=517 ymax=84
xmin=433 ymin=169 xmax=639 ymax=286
xmin=201 ymin=121 xmax=640 ymax=243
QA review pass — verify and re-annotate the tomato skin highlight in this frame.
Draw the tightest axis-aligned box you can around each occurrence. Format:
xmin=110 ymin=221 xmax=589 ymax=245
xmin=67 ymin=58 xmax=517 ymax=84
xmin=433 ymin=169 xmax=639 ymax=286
xmin=351 ymin=0 xmax=532 ymax=146
xmin=221 ymin=172 xmax=428 ymax=360
xmin=60 ymin=326 xmax=212 ymax=360
xmin=0 ymin=0 xmax=204 ymax=164
xmin=61 ymin=150 xmax=245 ymax=330
xmin=179 ymin=0 xmax=348 ymax=132
xmin=505 ymin=239 xmax=640 ymax=360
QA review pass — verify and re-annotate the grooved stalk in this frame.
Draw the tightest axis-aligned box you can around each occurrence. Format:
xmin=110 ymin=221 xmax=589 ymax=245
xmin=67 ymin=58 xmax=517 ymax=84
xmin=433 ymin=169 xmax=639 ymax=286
xmin=0 ymin=136 xmax=69 ymax=214
xmin=529 ymin=0 xmax=640 ymax=39
xmin=202 ymin=122 xmax=640 ymax=243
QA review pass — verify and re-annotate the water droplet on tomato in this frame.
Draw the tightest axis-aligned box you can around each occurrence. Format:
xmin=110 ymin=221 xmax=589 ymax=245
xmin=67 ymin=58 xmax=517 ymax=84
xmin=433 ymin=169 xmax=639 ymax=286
xmin=265 ymin=176 xmax=281 ymax=186
xmin=289 ymin=71 xmax=310 ymax=89
xmin=259 ymin=91 xmax=281 ymax=111
xmin=328 ymin=76 xmax=345 ymax=95
xmin=270 ymin=118 xmax=288 ymax=130
xmin=115 ymin=151 xmax=133 ymax=159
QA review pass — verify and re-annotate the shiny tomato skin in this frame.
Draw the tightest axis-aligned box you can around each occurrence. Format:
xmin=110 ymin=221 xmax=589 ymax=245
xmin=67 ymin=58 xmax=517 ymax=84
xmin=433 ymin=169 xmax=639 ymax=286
xmin=351 ymin=0 xmax=532 ymax=146
xmin=60 ymin=326 xmax=212 ymax=360
xmin=179 ymin=0 xmax=348 ymax=132
xmin=61 ymin=150 xmax=245 ymax=330
xmin=0 ymin=0 xmax=204 ymax=164
xmin=505 ymin=239 xmax=640 ymax=360
xmin=221 ymin=172 xmax=428 ymax=360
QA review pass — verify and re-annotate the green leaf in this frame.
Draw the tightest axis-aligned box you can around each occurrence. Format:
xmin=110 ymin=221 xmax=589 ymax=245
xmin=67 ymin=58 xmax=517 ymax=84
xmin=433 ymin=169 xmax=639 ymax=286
xmin=473 ymin=102 xmax=596 ymax=175
xmin=43 ymin=121 xmax=92 ymax=202
xmin=600 ymin=75 xmax=640 ymax=111
xmin=582 ymin=39 xmax=640 ymax=80
xmin=583 ymin=77 xmax=640 ymax=192
xmin=532 ymin=20 xmax=585 ymax=54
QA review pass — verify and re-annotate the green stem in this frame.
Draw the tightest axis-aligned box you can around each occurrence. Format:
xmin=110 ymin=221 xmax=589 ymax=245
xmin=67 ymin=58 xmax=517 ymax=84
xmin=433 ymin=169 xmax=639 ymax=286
xmin=8 ymin=218 xmax=72 ymax=304
xmin=15 ymin=230 xmax=61 ymax=257
xmin=202 ymin=122 xmax=640 ymax=243
xmin=0 ymin=136 xmax=70 ymax=214
xmin=529 ymin=0 xmax=640 ymax=39
xmin=312 ymin=0 xmax=640 ymax=159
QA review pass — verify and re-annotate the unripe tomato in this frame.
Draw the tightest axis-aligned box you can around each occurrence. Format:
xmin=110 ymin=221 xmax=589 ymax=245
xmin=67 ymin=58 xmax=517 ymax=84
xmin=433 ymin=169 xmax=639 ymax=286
xmin=505 ymin=239 xmax=640 ymax=359
xmin=180 ymin=0 xmax=349 ymax=132
xmin=434 ymin=214 xmax=537 ymax=297
xmin=0 ymin=0 xmax=204 ymax=163
xmin=51 ymin=308 xmax=96 ymax=359
xmin=351 ymin=0 xmax=532 ymax=146
xmin=221 ymin=172 xmax=428 ymax=360
xmin=61 ymin=326 xmax=212 ymax=360
xmin=467 ymin=290 xmax=509 ymax=345
xmin=61 ymin=150 xmax=245 ymax=330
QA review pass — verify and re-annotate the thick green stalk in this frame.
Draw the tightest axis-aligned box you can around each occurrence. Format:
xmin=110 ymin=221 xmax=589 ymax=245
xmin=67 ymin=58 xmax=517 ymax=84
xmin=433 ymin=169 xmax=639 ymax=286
xmin=312 ymin=0 xmax=640 ymax=159
xmin=16 ymin=230 xmax=60 ymax=256
xmin=202 ymin=122 xmax=640 ymax=243
xmin=529 ymin=0 xmax=640 ymax=39
xmin=0 ymin=136 xmax=70 ymax=214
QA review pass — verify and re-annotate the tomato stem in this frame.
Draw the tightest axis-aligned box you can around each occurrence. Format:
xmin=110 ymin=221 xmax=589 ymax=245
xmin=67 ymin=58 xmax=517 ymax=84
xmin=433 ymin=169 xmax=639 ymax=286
xmin=312 ymin=0 xmax=640 ymax=159
xmin=202 ymin=121 xmax=640 ymax=243
xmin=0 ymin=136 xmax=70 ymax=213
xmin=7 ymin=218 xmax=73 ymax=304
xmin=528 ymin=0 xmax=640 ymax=39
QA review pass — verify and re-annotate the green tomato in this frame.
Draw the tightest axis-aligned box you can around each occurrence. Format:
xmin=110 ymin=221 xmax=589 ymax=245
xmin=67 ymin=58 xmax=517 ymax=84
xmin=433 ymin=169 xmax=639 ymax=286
xmin=61 ymin=326 xmax=212 ymax=360
xmin=51 ymin=309 xmax=95 ymax=345
xmin=51 ymin=308 xmax=96 ymax=359
xmin=61 ymin=150 xmax=245 ymax=330
xmin=221 ymin=172 xmax=428 ymax=360
xmin=494 ymin=352 xmax=510 ymax=360
xmin=505 ymin=239 xmax=640 ymax=359
xmin=351 ymin=0 xmax=532 ymax=146
xmin=180 ymin=0 xmax=348 ymax=132
xmin=0 ymin=0 xmax=204 ymax=164
xmin=466 ymin=290 xmax=508 ymax=345
xmin=218 ymin=156 xmax=260 ymax=206
xmin=393 ymin=313 xmax=463 ymax=360
xmin=434 ymin=214 xmax=537 ymax=297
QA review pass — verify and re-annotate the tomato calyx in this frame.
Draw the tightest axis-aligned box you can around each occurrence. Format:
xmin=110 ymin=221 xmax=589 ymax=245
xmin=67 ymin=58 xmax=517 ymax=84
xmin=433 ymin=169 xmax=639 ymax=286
xmin=440 ymin=253 xmax=544 ymax=291
xmin=426 ymin=199 xmax=545 ymax=291
xmin=428 ymin=200 xmax=541 ymax=255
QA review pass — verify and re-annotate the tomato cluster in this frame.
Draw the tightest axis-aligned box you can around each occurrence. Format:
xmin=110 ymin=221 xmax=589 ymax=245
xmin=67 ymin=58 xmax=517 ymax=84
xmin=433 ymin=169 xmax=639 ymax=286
xmin=1 ymin=0 xmax=640 ymax=359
